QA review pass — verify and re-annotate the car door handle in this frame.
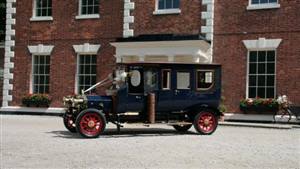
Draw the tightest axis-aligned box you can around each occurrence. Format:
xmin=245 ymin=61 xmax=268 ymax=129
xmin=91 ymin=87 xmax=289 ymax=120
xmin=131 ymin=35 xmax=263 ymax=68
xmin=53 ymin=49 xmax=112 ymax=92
xmin=136 ymin=96 xmax=142 ymax=99
xmin=175 ymin=90 xmax=180 ymax=95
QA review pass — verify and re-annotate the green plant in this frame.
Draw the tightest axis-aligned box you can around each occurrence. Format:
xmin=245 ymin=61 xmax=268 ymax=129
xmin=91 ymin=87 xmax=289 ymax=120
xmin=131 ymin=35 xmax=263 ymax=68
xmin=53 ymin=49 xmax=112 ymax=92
xmin=22 ymin=94 xmax=51 ymax=107
xmin=218 ymin=96 xmax=227 ymax=113
xmin=240 ymin=98 xmax=279 ymax=109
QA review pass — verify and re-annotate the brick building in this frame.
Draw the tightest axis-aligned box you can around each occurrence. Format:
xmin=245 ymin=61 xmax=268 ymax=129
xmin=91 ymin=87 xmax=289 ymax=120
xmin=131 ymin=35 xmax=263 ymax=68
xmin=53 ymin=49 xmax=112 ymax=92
xmin=2 ymin=0 xmax=299 ymax=113
xmin=214 ymin=0 xmax=300 ymax=112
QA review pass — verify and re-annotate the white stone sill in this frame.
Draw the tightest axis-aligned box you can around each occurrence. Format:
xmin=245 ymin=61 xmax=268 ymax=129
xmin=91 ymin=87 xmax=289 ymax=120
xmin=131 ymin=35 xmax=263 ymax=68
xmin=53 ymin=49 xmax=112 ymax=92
xmin=247 ymin=4 xmax=280 ymax=10
xmin=153 ymin=9 xmax=181 ymax=15
xmin=30 ymin=16 xmax=53 ymax=22
xmin=75 ymin=14 xmax=100 ymax=20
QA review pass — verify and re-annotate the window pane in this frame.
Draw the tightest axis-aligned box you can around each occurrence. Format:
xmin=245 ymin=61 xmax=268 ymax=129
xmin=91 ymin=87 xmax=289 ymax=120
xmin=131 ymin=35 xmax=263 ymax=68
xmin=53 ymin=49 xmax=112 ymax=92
xmin=269 ymin=0 xmax=277 ymax=3
xmin=248 ymin=87 xmax=256 ymax=98
xmin=158 ymin=0 xmax=164 ymax=9
xmin=82 ymin=0 xmax=87 ymax=5
xmin=258 ymin=51 xmax=266 ymax=62
xmin=33 ymin=55 xmax=50 ymax=94
xmin=78 ymin=55 xmax=97 ymax=93
xmin=251 ymin=0 xmax=259 ymax=4
xmin=91 ymin=65 xmax=97 ymax=74
xmin=94 ymin=6 xmax=99 ymax=14
xmin=166 ymin=0 xmax=172 ymax=9
xmin=258 ymin=63 xmax=265 ymax=74
xmin=267 ymin=63 xmax=275 ymax=74
xmin=249 ymin=63 xmax=257 ymax=74
xmin=266 ymin=75 xmax=275 ymax=86
xmin=177 ymin=72 xmax=190 ymax=89
xmin=249 ymin=76 xmax=257 ymax=86
xmin=173 ymin=0 xmax=179 ymax=8
xmin=37 ymin=9 xmax=42 ymax=16
xmin=249 ymin=51 xmax=257 ymax=62
xmin=266 ymin=88 xmax=275 ymax=98
xmin=257 ymin=87 xmax=266 ymax=98
xmin=88 ymin=6 xmax=93 ymax=14
xmin=258 ymin=75 xmax=266 ymax=86
xmin=260 ymin=0 xmax=268 ymax=4
xmin=82 ymin=6 xmax=87 ymax=14
xmin=267 ymin=51 xmax=275 ymax=62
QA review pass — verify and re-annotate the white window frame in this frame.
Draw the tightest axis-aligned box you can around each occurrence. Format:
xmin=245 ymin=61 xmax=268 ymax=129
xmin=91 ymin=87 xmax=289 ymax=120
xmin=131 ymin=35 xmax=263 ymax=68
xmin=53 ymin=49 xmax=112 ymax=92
xmin=31 ymin=55 xmax=50 ymax=94
xmin=30 ymin=0 xmax=53 ymax=21
xmin=76 ymin=0 xmax=100 ymax=20
xmin=27 ymin=44 xmax=54 ymax=94
xmin=196 ymin=70 xmax=215 ymax=91
xmin=247 ymin=0 xmax=280 ymax=10
xmin=76 ymin=54 xmax=98 ymax=94
xmin=246 ymin=50 xmax=277 ymax=99
xmin=72 ymin=43 xmax=100 ymax=94
xmin=153 ymin=0 xmax=181 ymax=15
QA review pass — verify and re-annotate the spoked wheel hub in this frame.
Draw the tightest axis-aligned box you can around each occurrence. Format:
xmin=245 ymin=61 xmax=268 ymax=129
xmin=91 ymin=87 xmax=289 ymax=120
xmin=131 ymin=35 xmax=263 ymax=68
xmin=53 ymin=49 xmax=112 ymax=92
xmin=76 ymin=110 xmax=106 ymax=138
xmin=194 ymin=111 xmax=218 ymax=135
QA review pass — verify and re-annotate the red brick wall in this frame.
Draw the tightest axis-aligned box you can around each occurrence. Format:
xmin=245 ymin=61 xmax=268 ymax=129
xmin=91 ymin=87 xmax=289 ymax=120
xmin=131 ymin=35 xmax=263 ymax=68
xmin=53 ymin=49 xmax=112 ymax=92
xmin=132 ymin=0 xmax=203 ymax=36
xmin=214 ymin=0 xmax=300 ymax=112
xmin=13 ymin=0 xmax=123 ymax=107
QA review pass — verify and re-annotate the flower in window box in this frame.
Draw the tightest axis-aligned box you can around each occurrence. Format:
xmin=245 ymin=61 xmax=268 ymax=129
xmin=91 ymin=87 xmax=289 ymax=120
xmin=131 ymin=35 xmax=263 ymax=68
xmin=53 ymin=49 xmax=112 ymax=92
xmin=240 ymin=97 xmax=279 ymax=113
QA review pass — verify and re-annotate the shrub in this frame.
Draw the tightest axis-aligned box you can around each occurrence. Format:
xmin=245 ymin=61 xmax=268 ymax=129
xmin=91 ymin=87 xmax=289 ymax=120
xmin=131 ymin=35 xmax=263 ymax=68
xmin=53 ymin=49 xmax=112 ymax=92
xmin=22 ymin=94 xmax=51 ymax=107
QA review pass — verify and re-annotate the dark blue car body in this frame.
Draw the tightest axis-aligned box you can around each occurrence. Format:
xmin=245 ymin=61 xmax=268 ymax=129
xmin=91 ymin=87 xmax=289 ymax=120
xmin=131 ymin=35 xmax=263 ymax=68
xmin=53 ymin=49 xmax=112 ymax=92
xmin=86 ymin=63 xmax=221 ymax=116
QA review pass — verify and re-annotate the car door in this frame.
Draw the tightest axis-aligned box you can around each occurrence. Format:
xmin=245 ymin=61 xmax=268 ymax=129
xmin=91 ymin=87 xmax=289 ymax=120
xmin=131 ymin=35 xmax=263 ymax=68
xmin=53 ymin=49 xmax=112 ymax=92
xmin=172 ymin=70 xmax=193 ymax=111
xmin=126 ymin=66 xmax=145 ymax=112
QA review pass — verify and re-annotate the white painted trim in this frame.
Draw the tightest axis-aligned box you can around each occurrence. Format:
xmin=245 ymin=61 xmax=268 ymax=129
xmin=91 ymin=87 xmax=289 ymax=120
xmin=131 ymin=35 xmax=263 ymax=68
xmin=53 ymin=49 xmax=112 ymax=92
xmin=75 ymin=54 xmax=80 ymax=94
xmin=247 ymin=3 xmax=280 ymax=10
xmin=72 ymin=43 xmax=101 ymax=54
xmin=111 ymin=40 xmax=212 ymax=64
xmin=0 ymin=106 xmax=65 ymax=114
xmin=28 ymin=44 xmax=54 ymax=55
xmin=75 ymin=14 xmax=100 ymax=20
xmin=243 ymin=38 xmax=282 ymax=50
xmin=123 ymin=0 xmax=135 ymax=38
xmin=3 ymin=0 xmax=16 ymax=107
xmin=153 ymin=9 xmax=181 ymax=15
xmin=30 ymin=16 xmax=53 ymax=22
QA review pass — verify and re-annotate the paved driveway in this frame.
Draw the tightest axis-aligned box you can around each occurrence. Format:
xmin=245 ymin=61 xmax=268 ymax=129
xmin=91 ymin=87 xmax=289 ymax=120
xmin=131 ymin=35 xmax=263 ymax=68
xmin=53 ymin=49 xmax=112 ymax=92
xmin=1 ymin=115 xmax=300 ymax=169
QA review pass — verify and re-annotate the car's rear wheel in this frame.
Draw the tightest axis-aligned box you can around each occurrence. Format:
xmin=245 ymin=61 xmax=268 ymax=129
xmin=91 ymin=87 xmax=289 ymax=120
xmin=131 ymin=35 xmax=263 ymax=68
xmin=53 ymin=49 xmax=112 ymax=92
xmin=63 ymin=113 xmax=77 ymax=133
xmin=76 ymin=109 xmax=106 ymax=138
xmin=173 ymin=125 xmax=192 ymax=132
xmin=194 ymin=110 xmax=218 ymax=135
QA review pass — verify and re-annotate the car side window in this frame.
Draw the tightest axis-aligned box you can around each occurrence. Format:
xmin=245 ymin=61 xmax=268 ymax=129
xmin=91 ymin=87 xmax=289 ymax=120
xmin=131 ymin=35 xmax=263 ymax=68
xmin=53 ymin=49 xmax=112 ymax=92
xmin=144 ymin=68 xmax=158 ymax=92
xmin=162 ymin=69 xmax=171 ymax=90
xmin=176 ymin=72 xmax=190 ymax=89
xmin=196 ymin=70 xmax=214 ymax=90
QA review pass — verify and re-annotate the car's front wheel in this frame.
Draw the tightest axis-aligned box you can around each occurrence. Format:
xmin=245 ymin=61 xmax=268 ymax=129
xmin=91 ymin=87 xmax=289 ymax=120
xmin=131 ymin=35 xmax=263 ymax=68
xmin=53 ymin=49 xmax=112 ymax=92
xmin=194 ymin=110 xmax=218 ymax=135
xmin=76 ymin=109 xmax=106 ymax=138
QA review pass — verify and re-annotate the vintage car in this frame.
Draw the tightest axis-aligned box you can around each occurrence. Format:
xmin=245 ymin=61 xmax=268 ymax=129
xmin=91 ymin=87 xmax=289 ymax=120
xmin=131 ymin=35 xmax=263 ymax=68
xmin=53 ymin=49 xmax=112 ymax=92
xmin=63 ymin=62 xmax=222 ymax=138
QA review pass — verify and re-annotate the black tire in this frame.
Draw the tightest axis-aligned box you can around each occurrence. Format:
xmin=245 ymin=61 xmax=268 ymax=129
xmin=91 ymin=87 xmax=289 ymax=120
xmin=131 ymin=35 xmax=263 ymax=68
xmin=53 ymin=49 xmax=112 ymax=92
xmin=194 ymin=110 xmax=218 ymax=135
xmin=63 ymin=113 xmax=77 ymax=133
xmin=75 ymin=109 xmax=106 ymax=138
xmin=173 ymin=125 xmax=192 ymax=132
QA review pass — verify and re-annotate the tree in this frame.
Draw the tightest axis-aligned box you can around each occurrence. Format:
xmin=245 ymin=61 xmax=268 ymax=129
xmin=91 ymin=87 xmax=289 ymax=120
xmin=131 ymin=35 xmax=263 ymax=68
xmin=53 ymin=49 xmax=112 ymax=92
xmin=0 ymin=0 xmax=6 ymax=42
